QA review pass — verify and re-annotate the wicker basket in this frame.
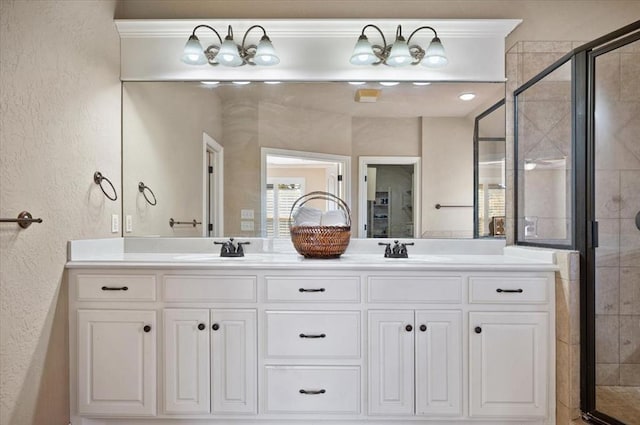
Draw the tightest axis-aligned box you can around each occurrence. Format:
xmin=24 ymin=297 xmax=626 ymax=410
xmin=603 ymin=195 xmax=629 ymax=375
xmin=289 ymin=191 xmax=351 ymax=258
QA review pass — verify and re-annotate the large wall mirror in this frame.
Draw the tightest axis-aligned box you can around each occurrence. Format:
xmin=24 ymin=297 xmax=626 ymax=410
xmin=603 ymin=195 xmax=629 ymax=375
xmin=122 ymin=81 xmax=505 ymax=238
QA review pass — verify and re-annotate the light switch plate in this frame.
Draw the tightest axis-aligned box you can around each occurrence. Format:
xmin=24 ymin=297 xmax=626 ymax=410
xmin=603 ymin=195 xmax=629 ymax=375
xmin=111 ymin=214 xmax=119 ymax=233
xmin=125 ymin=215 xmax=133 ymax=233
xmin=241 ymin=209 xmax=255 ymax=220
xmin=240 ymin=220 xmax=254 ymax=231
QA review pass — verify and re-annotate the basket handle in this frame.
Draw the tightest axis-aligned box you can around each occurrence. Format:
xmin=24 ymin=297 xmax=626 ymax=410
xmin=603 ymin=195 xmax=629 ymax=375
xmin=289 ymin=191 xmax=351 ymax=227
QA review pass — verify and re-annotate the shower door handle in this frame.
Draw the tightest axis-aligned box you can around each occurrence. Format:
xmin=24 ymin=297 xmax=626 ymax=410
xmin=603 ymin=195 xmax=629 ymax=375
xmin=636 ymin=211 xmax=640 ymax=231
xmin=589 ymin=221 xmax=599 ymax=249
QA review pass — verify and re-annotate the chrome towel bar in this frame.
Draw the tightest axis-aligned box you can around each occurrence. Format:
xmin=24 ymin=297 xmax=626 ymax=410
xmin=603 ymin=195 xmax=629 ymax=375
xmin=0 ymin=211 xmax=43 ymax=229
xmin=169 ymin=218 xmax=201 ymax=228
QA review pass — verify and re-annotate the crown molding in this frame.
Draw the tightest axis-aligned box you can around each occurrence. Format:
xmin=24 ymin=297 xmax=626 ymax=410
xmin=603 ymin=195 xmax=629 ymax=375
xmin=115 ymin=19 xmax=522 ymax=39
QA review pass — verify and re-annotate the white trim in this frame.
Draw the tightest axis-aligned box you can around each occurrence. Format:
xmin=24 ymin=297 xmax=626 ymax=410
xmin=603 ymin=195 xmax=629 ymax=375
xmin=202 ymin=133 xmax=224 ymax=237
xmin=358 ymin=156 xmax=421 ymax=238
xmin=261 ymin=148 xmax=351 ymax=237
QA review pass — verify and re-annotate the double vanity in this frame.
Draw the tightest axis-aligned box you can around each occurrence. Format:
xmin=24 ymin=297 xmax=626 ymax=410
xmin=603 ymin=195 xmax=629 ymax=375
xmin=67 ymin=238 xmax=557 ymax=425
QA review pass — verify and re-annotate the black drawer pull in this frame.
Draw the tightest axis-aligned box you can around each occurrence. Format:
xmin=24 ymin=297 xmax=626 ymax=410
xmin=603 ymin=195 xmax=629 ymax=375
xmin=198 ymin=323 xmax=206 ymax=331
xmin=299 ymin=288 xmax=325 ymax=292
xmin=420 ymin=324 xmax=427 ymax=332
xmin=299 ymin=389 xmax=326 ymax=395
xmin=496 ymin=288 xmax=523 ymax=293
xmin=101 ymin=286 xmax=128 ymax=291
xmin=212 ymin=323 xmax=220 ymax=331
xmin=474 ymin=326 xmax=482 ymax=334
xmin=299 ymin=333 xmax=326 ymax=338
xmin=143 ymin=325 xmax=152 ymax=333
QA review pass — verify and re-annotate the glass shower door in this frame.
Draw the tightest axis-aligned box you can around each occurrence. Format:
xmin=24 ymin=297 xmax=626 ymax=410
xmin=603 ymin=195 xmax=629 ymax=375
xmin=593 ymin=34 xmax=640 ymax=425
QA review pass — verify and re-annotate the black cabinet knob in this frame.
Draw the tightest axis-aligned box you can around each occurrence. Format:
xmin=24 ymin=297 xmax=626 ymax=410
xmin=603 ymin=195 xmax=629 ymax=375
xmin=198 ymin=323 xmax=206 ymax=331
xmin=420 ymin=324 xmax=427 ymax=332
xmin=474 ymin=326 xmax=482 ymax=334
xmin=212 ymin=323 xmax=220 ymax=331
xmin=143 ymin=325 xmax=151 ymax=333
xmin=405 ymin=324 xmax=413 ymax=332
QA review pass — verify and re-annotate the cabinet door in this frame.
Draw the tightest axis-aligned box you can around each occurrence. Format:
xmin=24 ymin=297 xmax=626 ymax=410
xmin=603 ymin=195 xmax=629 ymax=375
xmin=77 ymin=309 xmax=156 ymax=416
xmin=211 ymin=309 xmax=257 ymax=414
xmin=164 ymin=309 xmax=210 ymax=414
xmin=368 ymin=310 xmax=414 ymax=415
xmin=469 ymin=312 xmax=549 ymax=418
xmin=415 ymin=310 xmax=462 ymax=416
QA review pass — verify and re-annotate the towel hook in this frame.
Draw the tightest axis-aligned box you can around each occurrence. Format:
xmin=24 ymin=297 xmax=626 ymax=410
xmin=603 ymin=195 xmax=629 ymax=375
xmin=93 ymin=172 xmax=117 ymax=201
xmin=138 ymin=182 xmax=157 ymax=206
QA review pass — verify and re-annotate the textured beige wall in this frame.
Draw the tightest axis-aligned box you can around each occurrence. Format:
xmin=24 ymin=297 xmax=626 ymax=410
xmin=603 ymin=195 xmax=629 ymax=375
xmin=123 ymin=82 xmax=223 ymax=237
xmin=116 ymin=0 xmax=640 ymax=51
xmin=0 ymin=1 xmax=121 ymax=424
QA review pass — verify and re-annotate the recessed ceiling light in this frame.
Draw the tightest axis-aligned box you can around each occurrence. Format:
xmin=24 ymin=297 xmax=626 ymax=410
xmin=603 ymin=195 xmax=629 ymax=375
xmin=412 ymin=82 xmax=431 ymax=86
xmin=348 ymin=81 xmax=366 ymax=85
xmin=201 ymin=81 xmax=220 ymax=85
xmin=379 ymin=81 xmax=399 ymax=86
xmin=459 ymin=92 xmax=476 ymax=101
xmin=264 ymin=81 xmax=281 ymax=85
xmin=232 ymin=81 xmax=251 ymax=85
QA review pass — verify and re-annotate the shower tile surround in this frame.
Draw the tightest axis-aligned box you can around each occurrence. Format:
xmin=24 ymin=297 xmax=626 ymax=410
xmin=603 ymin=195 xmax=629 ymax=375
xmin=506 ymin=42 xmax=585 ymax=423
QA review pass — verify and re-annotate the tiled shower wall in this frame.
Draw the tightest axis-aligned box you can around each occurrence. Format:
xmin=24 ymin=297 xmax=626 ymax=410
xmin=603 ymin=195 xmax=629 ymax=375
xmin=505 ymin=41 xmax=584 ymax=424
xmin=593 ymin=39 xmax=640 ymax=388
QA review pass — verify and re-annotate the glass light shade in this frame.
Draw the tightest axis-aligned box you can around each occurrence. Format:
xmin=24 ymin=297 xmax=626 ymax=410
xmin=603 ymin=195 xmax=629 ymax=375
xmin=181 ymin=35 xmax=207 ymax=65
xmin=217 ymin=37 xmax=243 ymax=67
xmin=350 ymin=35 xmax=377 ymax=65
xmin=386 ymin=38 xmax=412 ymax=67
xmin=253 ymin=36 xmax=280 ymax=66
xmin=422 ymin=37 xmax=448 ymax=68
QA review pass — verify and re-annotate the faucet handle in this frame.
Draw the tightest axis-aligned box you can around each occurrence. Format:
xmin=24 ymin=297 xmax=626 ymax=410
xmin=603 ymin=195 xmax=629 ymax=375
xmin=378 ymin=242 xmax=392 ymax=257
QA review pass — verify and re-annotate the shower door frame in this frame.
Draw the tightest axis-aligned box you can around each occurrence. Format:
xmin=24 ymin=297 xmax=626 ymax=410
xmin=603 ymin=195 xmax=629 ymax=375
xmin=582 ymin=26 xmax=640 ymax=425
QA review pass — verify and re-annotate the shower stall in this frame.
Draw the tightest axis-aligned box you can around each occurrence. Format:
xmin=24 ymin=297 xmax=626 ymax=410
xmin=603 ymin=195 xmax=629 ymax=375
xmin=515 ymin=21 xmax=640 ymax=425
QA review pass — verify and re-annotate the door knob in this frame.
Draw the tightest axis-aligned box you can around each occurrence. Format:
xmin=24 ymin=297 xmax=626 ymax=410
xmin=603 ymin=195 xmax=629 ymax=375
xmin=212 ymin=323 xmax=220 ymax=331
xmin=198 ymin=323 xmax=206 ymax=331
xmin=474 ymin=326 xmax=482 ymax=334
xmin=420 ymin=324 xmax=427 ymax=332
xmin=143 ymin=325 xmax=152 ymax=333
xmin=405 ymin=324 xmax=413 ymax=332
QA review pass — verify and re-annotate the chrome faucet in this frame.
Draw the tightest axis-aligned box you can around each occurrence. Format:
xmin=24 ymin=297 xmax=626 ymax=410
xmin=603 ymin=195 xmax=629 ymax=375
xmin=214 ymin=238 xmax=250 ymax=257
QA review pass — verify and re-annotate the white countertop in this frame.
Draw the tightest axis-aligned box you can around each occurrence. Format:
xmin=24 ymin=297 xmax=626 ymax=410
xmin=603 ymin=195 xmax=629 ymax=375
xmin=66 ymin=238 xmax=558 ymax=272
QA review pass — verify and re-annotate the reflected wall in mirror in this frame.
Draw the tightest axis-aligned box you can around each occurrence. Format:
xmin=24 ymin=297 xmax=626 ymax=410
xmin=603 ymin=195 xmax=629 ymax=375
xmin=123 ymin=81 xmax=505 ymax=238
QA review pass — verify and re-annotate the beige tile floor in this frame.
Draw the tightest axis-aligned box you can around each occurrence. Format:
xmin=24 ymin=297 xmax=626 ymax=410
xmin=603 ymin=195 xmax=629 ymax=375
xmin=596 ymin=386 xmax=640 ymax=425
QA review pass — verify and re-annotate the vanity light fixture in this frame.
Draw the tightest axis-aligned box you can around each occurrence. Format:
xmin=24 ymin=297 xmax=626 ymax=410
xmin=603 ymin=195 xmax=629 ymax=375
xmin=459 ymin=92 xmax=476 ymax=101
xmin=412 ymin=82 xmax=432 ymax=86
xmin=201 ymin=81 xmax=220 ymax=85
xmin=182 ymin=24 xmax=280 ymax=67
xmin=232 ymin=81 xmax=251 ymax=85
xmin=348 ymin=81 xmax=367 ymax=85
xmin=264 ymin=81 xmax=282 ymax=85
xmin=379 ymin=81 xmax=399 ymax=86
xmin=350 ymin=24 xmax=448 ymax=68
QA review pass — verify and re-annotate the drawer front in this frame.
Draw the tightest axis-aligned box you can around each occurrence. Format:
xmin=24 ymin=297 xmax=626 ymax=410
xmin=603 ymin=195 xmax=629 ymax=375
xmin=163 ymin=275 xmax=256 ymax=302
xmin=469 ymin=276 xmax=549 ymax=304
xmin=368 ymin=276 xmax=462 ymax=303
xmin=265 ymin=366 xmax=360 ymax=414
xmin=265 ymin=276 xmax=360 ymax=302
xmin=265 ymin=311 xmax=360 ymax=358
xmin=77 ymin=274 xmax=156 ymax=301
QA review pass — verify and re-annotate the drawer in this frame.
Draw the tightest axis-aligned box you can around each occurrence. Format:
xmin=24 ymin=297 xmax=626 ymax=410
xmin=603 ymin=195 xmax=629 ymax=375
xmin=368 ymin=276 xmax=462 ymax=303
xmin=77 ymin=274 xmax=156 ymax=301
xmin=265 ymin=366 xmax=360 ymax=414
xmin=163 ymin=275 xmax=256 ymax=302
xmin=265 ymin=311 xmax=360 ymax=358
xmin=265 ymin=276 xmax=360 ymax=302
xmin=469 ymin=276 xmax=549 ymax=304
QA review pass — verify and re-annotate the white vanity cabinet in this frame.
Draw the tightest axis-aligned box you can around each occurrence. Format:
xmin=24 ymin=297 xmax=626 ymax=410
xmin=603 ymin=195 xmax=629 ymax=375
xmin=164 ymin=308 xmax=257 ymax=415
xmin=69 ymin=263 xmax=556 ymax=425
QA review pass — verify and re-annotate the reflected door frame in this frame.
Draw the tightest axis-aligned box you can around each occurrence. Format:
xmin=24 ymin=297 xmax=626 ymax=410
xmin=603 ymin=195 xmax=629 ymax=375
xmin=358 ymin=156 xmax=421 ymax=238
xmin=203 ymin=133 xmax=224 ymax=237
xmin=260 ymin=148 xmax=351 ymax=238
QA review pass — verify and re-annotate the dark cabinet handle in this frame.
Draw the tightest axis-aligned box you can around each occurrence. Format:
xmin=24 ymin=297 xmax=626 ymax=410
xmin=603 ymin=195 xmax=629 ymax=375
xmin=299 ymin=333 xmax=326 ymax=338
xmin=101 ymin=286 xmax=128 ymax=291
xmin=143 ymin=325 xmax=152 ymax=333
xmin=496 ymin=288 xmax=523 ymax=293
xmin=405 ymin=324 xmax=413 ymax=332
xmin=474 ymin=326 xmax=482 ymax=334
xmin=299 ymin=389 xmax=326 ymax=395
xmin=198 ymin=323 xmax=206 ymax=331
xmin=212 ymin=323 xmax=220 ymax=331
xmin=420 ymin=324 xmax=427 ymax=332
xmin=299 ymin=288 xmax=325 ymax=292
